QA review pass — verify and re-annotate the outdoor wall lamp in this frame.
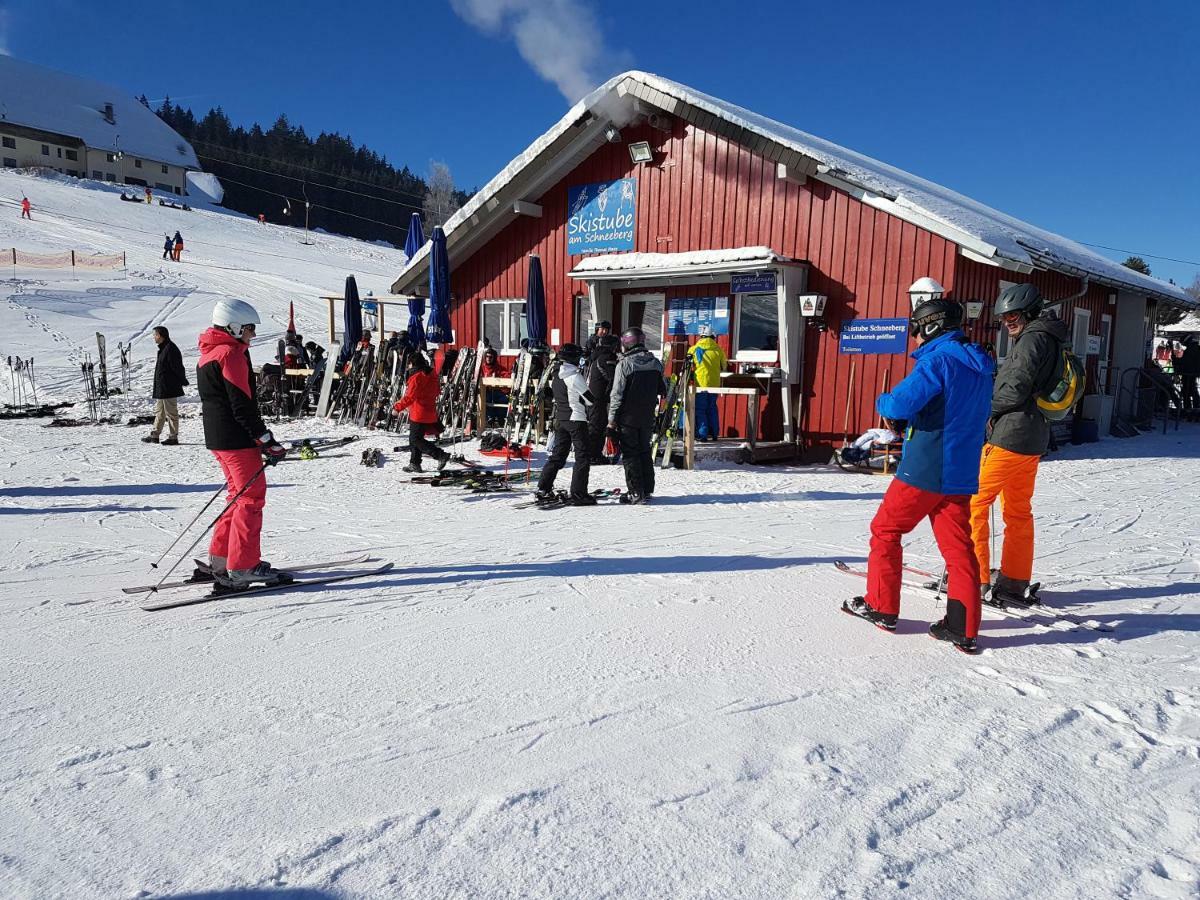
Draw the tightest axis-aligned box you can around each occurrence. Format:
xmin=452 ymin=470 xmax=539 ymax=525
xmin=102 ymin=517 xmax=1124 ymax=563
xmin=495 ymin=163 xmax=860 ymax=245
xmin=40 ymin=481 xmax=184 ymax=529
xmin=629 ymin=141 xmax=653 ymax=164
xmin=964 ymin=299 xmax=984 ymax=319
xmin=908 ymin=276 xmax=945 ymax=309
xmin=604 ymin=125 xmax=623 ymax=143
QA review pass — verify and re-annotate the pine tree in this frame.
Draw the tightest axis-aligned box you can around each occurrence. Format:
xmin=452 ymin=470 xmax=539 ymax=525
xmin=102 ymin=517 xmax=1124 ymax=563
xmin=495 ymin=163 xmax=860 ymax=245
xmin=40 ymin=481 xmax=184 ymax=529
xmin=1122 ymin=256 xmax=1151 ymax=276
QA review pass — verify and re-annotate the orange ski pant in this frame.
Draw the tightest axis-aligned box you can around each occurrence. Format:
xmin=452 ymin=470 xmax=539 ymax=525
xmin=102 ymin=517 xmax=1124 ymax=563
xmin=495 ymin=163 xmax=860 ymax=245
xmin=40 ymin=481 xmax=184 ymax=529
xmin=969 ymin=444 xmax=1040 ymax=584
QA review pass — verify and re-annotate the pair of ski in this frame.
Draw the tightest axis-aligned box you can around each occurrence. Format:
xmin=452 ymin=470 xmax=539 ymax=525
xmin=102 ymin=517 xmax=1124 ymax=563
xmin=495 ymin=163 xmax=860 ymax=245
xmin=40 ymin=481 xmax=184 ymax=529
xmin=127 ymin=552 xmax=394 ymax=611
xmin=513 ymin=488 xmax=622 ymax=510
xmin=832 ymin=561 xmax=1113 ymax=633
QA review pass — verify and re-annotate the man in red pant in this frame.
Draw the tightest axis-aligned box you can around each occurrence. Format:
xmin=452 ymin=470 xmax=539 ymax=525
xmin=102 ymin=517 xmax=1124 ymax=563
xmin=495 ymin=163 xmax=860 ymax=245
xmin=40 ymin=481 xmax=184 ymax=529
xmin=842 ymin=298 xmax=994 ymax=653
xmin=197 ymin=299 xmax=289 ymax=590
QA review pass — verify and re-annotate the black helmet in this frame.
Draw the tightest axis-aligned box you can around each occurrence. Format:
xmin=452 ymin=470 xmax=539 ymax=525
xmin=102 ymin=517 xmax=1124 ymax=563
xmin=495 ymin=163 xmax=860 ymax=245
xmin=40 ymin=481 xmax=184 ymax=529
xmin=909 ymin=299 xmax=964 ymax=341
xmin=556 ymin=343 xmax=584 ymax=365
xmin=620 ymin=327 xmax=646 ymax=352
xmin=995 ymin=283 xmax=1043 ymax=320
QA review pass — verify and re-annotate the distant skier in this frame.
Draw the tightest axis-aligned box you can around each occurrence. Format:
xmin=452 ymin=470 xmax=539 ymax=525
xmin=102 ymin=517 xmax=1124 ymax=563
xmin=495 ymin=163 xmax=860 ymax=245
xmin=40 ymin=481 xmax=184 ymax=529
xmin=141 ymin=326 xmax=187 ymax=446
xmin=196 ymin=299 xmax=289 ymax=589
xmin=392 ymin=352 xmax=450 ymax=473
xmin=687 ymin=324 xmax=728 ymax=441
xmin=607 ymin=327 xmax=667 ymax=504
xmin=20 ymin=197 xmax=31 ymax=220
xmin=1175 ymin=334 xmax=1200 ymax=420
xmin=842 ymin=296 xmax=994 ymax=653
xmin=535 ymin=344 xmax=595 ymax=505
xmin=144 ymin=186 xmax=153 ymax=204
xmin=969 ymin=284 xmax=1070 ymax=606
xmin=583 ymin=321 xmax=619 ymax=463
xmin=172 ymin=230 xmax=183 ymax=262
xmin=162 ymin=234 xmax=173 ymax=260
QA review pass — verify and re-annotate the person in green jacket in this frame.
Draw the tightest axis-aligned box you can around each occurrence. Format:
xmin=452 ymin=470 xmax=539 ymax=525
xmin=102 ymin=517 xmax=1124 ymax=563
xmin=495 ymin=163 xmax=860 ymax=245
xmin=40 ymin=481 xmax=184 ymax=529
xmin=687 ymin=325 xmax=728 ymax=441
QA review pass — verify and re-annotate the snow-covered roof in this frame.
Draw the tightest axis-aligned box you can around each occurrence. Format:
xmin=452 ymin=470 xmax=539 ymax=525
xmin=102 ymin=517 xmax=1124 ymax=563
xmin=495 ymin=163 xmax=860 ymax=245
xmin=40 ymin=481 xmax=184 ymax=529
xmin=571 ymin=246 xmax=794 ymax=278
xmin=0 ymin=56 xmax=199 ymax=168
xmin=1159 ymin=312 xmax=1200 ymax=333
xmin=392 ymin=70 xmax=1192 ymax=308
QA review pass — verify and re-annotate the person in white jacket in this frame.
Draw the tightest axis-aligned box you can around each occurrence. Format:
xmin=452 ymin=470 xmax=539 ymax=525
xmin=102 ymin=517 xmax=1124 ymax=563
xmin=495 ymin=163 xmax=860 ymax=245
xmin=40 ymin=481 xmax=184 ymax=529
xmin=535 ymin=344 xmax=595 ymax=506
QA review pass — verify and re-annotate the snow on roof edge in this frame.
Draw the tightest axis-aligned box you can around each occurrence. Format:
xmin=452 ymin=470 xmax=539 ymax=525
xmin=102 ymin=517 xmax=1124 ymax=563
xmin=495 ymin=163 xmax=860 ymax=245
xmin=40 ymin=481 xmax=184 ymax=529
xmin=393 ymin=70 xmax=1191 ymax=307
xmin=571 ymin=246 xmax=780 ymax=274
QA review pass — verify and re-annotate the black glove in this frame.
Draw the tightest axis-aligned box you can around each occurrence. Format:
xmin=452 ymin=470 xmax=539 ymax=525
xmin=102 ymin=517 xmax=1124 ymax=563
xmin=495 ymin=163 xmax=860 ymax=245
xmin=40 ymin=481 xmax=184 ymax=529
xmin=606 ymin=423 xmax=620 ymax=441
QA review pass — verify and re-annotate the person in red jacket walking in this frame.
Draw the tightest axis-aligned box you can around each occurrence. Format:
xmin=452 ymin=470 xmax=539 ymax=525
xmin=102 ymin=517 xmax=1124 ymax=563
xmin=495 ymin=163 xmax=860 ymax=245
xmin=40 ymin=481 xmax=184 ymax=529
xmin=196 ymin=298 xmax=289 ymax=590
xmin=20 ymin=197 xmax=32 ymax=219
xmin=392 ymin=352 xmax=449 ymax=473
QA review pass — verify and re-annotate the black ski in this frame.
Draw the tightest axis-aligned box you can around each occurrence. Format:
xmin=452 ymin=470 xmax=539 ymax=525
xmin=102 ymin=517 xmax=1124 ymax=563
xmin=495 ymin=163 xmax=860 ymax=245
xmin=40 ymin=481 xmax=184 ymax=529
xmin=141 ymin=562 xmax=394 ymax=611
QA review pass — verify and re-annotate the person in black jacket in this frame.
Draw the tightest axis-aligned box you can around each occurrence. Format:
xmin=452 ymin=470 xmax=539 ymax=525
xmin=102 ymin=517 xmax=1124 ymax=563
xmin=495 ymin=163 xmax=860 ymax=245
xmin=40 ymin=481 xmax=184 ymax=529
xmin=142 ymin=326 xmax=188 ymax=445
xmin=607 ymin=327 xmax=667 ymax=504
xmin=1175 ymin=335 xmax=1200 ymax=419
xmin=584 ymin=321 xmax=620 ymax=463
xmin=197 ymin=299 xmax=289 ymax=589
xmin=969 ymin=284 xmax=1069 ymax=606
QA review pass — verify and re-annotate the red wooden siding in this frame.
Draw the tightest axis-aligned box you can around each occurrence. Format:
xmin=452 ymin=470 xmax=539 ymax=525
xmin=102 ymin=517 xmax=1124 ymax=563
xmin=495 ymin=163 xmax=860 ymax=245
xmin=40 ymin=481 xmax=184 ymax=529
xmin=445 ymin=118 xmax=959 ymax=449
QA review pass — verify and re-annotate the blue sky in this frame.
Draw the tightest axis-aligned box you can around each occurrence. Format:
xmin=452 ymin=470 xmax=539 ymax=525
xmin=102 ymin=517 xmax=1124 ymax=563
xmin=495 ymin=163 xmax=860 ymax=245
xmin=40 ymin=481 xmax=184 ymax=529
xmin=5 ymin=0 xmax=1198 ymax=286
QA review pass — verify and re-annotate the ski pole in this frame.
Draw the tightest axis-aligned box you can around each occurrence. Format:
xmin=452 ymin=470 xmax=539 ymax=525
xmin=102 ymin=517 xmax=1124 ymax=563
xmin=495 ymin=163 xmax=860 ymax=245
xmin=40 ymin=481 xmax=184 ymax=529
xmin=27 ymin=357 xmax=36 ymax=405
xmin=148 ymin=482 xmax=226 ymax=570
xmin=148 ymin=460 xmax=272 ymax=591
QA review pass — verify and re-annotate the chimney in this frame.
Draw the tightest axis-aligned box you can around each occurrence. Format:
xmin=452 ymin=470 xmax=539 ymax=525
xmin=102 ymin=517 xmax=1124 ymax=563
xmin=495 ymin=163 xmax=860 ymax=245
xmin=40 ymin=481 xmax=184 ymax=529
xmin=103 ymin=103 xmax=114 ymax=124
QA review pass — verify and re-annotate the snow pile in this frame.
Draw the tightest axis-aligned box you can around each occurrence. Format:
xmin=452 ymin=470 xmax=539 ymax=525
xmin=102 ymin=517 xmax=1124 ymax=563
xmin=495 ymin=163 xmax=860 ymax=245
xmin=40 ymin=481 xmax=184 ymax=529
xmin=571 ymin=246 xmax=779 ymax=274
xmin=186 ymin=171 xmax=224 ymax=204
xmin=0 ymin=55 xmax=199 ymax=168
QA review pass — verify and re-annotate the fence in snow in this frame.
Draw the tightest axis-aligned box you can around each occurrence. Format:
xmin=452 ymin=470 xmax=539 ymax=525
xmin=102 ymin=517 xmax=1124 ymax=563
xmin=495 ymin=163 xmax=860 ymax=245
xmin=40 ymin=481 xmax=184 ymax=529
xmin=7 ymin=248 xmax=126 ymax=270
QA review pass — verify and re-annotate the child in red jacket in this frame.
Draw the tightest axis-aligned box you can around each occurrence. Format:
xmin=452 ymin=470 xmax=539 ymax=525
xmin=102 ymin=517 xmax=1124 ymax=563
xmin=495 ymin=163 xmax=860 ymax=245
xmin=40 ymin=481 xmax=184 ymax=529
xmin=393 ymin=353 xmax=450 ymax=473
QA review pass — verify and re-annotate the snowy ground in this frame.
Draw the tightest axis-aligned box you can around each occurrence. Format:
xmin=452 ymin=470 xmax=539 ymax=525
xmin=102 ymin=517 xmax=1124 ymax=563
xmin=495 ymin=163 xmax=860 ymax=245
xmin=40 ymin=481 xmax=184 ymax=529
xmin=1 ymin=171 xmax=1199 ymax=899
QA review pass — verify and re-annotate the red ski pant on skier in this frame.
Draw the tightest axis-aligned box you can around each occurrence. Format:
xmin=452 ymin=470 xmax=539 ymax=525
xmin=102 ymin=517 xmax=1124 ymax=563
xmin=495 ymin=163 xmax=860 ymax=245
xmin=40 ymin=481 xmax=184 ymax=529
xmin=867 ymin=479 xmax=982 ymax=638
xmin=209 ymin=448 xmax=266 ymax=571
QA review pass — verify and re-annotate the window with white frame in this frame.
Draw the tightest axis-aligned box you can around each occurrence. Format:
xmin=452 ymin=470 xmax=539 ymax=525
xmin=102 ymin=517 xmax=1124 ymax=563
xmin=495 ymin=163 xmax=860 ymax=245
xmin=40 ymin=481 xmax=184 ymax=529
xmin=1071 ymin=307 xmax=1091 ymax=358
xmin=575 ymin=294 xmax=594 ymax=347
xmin=734 ymin=293 xmax=779 ymax=360
xmin=481 ymin=299 xmax=527 ymax=354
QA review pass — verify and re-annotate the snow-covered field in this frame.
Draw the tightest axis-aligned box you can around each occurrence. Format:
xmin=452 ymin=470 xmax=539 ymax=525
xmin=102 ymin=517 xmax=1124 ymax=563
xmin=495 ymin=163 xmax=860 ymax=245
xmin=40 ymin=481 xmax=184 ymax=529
xmin=1 ymin=171 xmax=1198 ymax=899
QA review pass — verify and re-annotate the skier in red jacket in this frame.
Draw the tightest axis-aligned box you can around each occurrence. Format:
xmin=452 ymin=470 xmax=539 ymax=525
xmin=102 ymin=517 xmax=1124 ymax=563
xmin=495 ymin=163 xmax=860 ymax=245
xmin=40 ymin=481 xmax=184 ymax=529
xmin=392 ymin=352 xmax=449 ymax=473
xmin=20 ymin=197 xmax=32 ymax=219
xmin=196 ymin=299 xmax=289 ymax=590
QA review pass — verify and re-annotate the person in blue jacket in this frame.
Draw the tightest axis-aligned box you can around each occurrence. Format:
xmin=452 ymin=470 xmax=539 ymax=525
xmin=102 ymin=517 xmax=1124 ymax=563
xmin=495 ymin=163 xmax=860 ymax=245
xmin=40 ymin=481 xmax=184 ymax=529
xmin=842 ymin=298 xmax=995 ymax=653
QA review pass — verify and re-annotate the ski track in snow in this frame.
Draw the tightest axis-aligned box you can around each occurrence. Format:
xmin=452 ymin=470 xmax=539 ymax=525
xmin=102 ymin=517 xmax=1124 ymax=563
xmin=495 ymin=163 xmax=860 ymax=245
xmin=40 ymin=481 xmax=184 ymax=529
xmin=1 ymin=171 xmax=1199 ymax=898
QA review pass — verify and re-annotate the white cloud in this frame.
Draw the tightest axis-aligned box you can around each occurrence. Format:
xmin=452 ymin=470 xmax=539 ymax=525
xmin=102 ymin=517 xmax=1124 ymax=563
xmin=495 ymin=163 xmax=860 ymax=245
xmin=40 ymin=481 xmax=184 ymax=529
xmin=449 ymin=0 xmax=627 ymax=103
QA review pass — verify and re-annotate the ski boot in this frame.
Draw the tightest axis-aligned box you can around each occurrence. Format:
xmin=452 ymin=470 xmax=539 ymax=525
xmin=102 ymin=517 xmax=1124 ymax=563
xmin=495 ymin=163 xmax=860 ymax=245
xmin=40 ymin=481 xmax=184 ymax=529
xmin=437 ymin=456 xmax=450 ymax=473
xmin=566 ymin=493 xmax=598 ymax=506
xmin=533 ymin=490 xmax=559 ymax=505
xmin=187 ymin=554 xmax=225 ymax=584
xmin=402 ymin=463 xmax=423 ymax=474
xmin=618 ymin=492 xmax=645 ymax=505
xmin=840 ymin=596 xmax=897 ymax=631
xmin=214 ymin=561 xmax=294 ymax=594
xmin=929 ymin=618 xmax=978 ymax=654
xmin=986 ymin=573 xmax=1035 ymax=608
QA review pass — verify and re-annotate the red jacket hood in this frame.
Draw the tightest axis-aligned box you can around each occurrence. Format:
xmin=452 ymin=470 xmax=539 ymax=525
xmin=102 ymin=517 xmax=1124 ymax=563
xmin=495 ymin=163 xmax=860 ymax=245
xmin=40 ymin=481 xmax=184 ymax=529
xmin=198 ymin=327 xmax=249 ymax=358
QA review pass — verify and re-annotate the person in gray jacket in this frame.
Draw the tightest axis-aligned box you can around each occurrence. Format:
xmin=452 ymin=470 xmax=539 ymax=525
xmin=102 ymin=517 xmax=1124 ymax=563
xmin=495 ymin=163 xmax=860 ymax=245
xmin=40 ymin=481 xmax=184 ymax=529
xmin=969 ymin=283 xmax=1070 ymax=605
xmin=607 ymin=327 xmax=667 ymax=504
xmin=535 ymin=344 xmax=595 ymax=506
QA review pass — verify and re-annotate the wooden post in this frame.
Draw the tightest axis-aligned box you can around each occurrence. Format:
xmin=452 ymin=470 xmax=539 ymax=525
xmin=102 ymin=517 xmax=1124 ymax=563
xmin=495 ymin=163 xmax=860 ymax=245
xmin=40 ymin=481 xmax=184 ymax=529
xmin=327 ymin=297 xmax=336 ymax=344
xmin=71 ymin=250 xmax=75 ymax=268
xmin=842 ymin=358 xmax=856 ymax=446
xmin=378 ymin=303 xmax=385 ymax=342
xmin=747 ymin=388 xmax=760 ymax=453
xmin=684 ymin=385 xmax=696 ymax=470
xmin=876 ymin=368 xmax=890 ymax=428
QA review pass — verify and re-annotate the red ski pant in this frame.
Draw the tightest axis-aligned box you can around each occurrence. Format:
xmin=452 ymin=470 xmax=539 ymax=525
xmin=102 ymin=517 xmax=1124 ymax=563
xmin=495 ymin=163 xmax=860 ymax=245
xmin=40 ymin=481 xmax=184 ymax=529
xmin=867 ymin=479 xmax=982 ymax=638
xmin=209 ymin=448 xmax=267 ymax=572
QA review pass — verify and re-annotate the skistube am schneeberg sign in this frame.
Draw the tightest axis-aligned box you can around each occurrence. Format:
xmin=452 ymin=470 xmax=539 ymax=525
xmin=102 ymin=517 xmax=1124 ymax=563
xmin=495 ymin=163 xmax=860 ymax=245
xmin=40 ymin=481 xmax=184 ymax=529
xmin=567 ymin=179 xmax=637 ymax=254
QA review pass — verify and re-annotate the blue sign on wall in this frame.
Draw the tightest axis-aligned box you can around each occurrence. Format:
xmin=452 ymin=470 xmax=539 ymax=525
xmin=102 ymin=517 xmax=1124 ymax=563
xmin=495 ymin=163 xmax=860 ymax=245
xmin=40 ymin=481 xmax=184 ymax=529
xmin=567 ymin=178 xmax=637 ymax=254
xmin=730 ymin=272 xmax=776 ymax=293
xmin=839 ymin=318 xmax=910 ymax=355
xmin=667 ymin=297 xmax=730 ymax=336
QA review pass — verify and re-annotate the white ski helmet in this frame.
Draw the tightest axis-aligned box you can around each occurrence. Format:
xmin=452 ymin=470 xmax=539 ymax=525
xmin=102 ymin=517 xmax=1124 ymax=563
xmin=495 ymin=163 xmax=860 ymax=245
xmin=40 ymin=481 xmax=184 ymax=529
xmin=212 ymin=298 xmax=261 ymax=333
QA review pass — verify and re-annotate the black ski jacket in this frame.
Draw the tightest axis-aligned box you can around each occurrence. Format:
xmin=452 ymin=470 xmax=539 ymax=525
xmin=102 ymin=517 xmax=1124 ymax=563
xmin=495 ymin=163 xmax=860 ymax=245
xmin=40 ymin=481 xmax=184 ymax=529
xmin=609 ymin=349 xmax=666 ymax=428
xmin=152 ymin=339 xmax=188 ymax=399
xmin=988 ymin=315 xmax=1070 ymax=456
xmin=196 ymin=327 xmax=269 ymax=451
xmin=585 ymin=334 xmax=621 ymax=397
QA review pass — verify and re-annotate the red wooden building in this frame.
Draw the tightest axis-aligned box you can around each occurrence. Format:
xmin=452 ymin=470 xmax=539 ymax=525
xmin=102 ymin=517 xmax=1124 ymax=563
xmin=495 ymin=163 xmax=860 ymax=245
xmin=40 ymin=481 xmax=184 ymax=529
xmin=391 ymin=71 xmax=1192 ymax=459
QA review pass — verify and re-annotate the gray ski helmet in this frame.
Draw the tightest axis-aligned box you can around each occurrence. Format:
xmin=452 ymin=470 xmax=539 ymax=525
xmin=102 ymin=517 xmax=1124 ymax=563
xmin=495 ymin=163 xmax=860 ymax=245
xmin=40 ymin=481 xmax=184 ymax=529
xmin=995 ymin=283 xmax=1043 ymax=320
xmin=556 ymin=343 xmax=584 ymax=365
xmin=909 ymin=299 xmax=964 ymax=341
xmin=619 ymin=327 xmax=646 ymax=351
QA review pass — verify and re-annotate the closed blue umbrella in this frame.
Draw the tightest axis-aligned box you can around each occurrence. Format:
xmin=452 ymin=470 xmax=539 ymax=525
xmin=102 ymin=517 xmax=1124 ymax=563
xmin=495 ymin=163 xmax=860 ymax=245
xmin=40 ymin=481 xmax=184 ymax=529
xmin=407 ymin=295 xmax=426 ymax=351
xmin=525 ymin=253 xmax=547 ymax=347
xmin=426 ymin=226 xmax=453 ymax=345
xmin=337 ymin=275 xmax=363 ymax=367
xmin=403 ymin=212 xmax=425 ymax=262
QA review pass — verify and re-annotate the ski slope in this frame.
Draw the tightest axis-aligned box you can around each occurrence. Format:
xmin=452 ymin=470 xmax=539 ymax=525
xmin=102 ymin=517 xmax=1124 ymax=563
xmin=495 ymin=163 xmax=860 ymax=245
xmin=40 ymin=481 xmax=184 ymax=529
xmin=1 ymin=171 xmax=1198 ymax=899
